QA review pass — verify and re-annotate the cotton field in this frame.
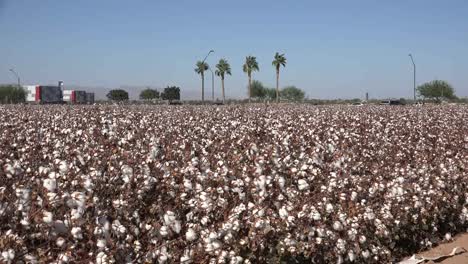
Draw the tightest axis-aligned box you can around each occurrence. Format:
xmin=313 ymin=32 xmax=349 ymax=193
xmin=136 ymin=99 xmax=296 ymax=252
xmin=0 ymin=104 xmax=467 ymax=263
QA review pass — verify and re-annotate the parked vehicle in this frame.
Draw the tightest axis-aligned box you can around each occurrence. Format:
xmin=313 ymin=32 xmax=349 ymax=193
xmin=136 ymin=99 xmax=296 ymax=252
xmin=63 ymin=90 xmax=87 ymax=104
xmin=85 ymin=92 xmax=95 ymax=104
xmin=380 ymin=99 xmax=404 ymax=105
xmin=24 ymin=85 xmax=62 ymax=104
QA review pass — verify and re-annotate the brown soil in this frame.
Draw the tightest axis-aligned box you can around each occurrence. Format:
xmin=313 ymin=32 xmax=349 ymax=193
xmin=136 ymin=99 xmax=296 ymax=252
xmin=402 ymin=233 xmax=468 ymax=264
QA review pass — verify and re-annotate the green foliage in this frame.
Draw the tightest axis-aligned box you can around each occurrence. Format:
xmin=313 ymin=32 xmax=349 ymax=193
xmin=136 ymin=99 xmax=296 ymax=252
xmin=272 ymin=52 xmax=287 ymax=70
xmin=161 ymin=86 xmax=180 ymax=101
xmin=265 ymin=88 xmax=277 ymax=100
xmin=106 ymin=89 xmax=129 ymax=101
xmin=249 ymin=81 xmax=277 ymax=100
xmin=280 ymin=86 xmax=305 ymax=101
xmin=195 ymin=61 xmax=209 ymax=76
xmin=215 ymin=59 xmax=231 ymax=79
xmin=417 ymin=80 xmax=456 ymax=100
xmin=250 ymin=80 xmax=266 ymax=98
xmin=243 ymin=56 xmax=259 ymax=75
xmin=139 ymin=88 xmax=160 ymax=100
xmin=0 ymin=85 xmax=26 ymax=104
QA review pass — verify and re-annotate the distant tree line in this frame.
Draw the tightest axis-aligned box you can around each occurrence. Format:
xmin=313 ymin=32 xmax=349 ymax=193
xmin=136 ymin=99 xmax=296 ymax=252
xmin=0 ymin=85 xmax=26 ymax=104
xmin=107 ymin=86 xmax=180 ymax=102
xmin=250 ymin=80 xmax=305 ymax=101
xmin=417 ymin=80 xmax=457 ymax=101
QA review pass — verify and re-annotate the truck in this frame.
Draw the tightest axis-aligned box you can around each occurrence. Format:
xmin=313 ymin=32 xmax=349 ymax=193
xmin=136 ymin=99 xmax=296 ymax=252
xmin=63 ymin=90 xmax=87 ymax=104
xmin=85 ymin=92 xmax=95 ymax=104
xmin=24 ymin=85 xmax=63 ymax=104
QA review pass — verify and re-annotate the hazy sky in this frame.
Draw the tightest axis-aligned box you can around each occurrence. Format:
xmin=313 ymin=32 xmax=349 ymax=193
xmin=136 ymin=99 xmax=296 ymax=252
xmin=1 ymin=0 xmax=467 ymax=99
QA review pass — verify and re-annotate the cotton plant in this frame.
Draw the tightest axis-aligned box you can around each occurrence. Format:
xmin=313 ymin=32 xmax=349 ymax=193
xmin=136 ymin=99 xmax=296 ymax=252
xmin=0 ymin=104 xmax=467 ymax=263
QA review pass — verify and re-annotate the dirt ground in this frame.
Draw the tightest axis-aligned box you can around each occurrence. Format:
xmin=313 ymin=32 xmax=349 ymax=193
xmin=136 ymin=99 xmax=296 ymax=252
xmin=402 ymin=233 xmax=468 ymax=264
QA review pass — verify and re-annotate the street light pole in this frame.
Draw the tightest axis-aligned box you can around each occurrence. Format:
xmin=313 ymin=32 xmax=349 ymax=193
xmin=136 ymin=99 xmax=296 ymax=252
xmin=202 ymin=50 xmax=214 ymax=64
xmin=408 ymin=54 xmax=416 ymax=101
xmin=200 ymin=50 xmax=214 ymax=102
xmin=9 ymin=68 xmax=21 ymax=88
xmin=208 ymin=67 xmax=214 ymax=101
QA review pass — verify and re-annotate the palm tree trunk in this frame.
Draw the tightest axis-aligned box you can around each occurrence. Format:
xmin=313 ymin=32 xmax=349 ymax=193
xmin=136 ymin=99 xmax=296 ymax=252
xmin=248 ymin=73 xmax=252 ymax=103
xmin=201 ymin=73 xmax=205 ymax=102
xmin=276 ymin=68 xmax=280 ymax=103
xmin=222 ymin=77 xmax=225 ymax=104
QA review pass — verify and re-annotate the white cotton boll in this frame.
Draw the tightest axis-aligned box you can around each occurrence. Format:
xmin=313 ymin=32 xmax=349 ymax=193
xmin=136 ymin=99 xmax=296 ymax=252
xmin=347 ymin=228 xmax=357 ymax=241
xmin=57 ymin=253 xmax=69 ymax=263
xmin=279 ymin=207 xmax=288 ymax=219
xmin=362 ymin=250 xmax=370 ymax=259
xmin=209 ymin=232 xmax=218 ymax=241
xmin=1 ymin=249 xmax=15 ymax=262
xmin=336 ymin=239 xmax=346 ymax=253
xmin=59 ymin=161 xmax=69 ymax=173
xmin=43 ymin=178 xmax=57 ymax=192
xmin=351 ymin=191 xmax=357 ymax=201
xmin=298 ymin=179 xmax=309 ymax=191
xmin=212 ymin=240 xmax=222 ymax=250
xmin=47 ymin=192 xmax=60 ymax=206
xmin=224 ymin=232 xmax=233 ymax=242
xmin=205 ymin=243 xmax=214 ymax=252
xmin=359 ymin=235 xmax=367 ymax=244
xmin=83 ymin=178 xmax=94 ymax=192
xmin=315 ymin=237 xmax=322 ymax=244
xmin=171 ymin=220 xmax=181 ymax=234
xmin=278 ymin=177 xmax=285 ymax=189
xmin=159 ymin=226 xmax=169 ymax=237
xmin=112 ymin=220 xmax=126 ymax=235
xmin=42 ymin=211 xmax=53 ymax=224
xmin=414 ymin=201 xmax=422 ymax=208
xmin=20 ymin=218 xmax=30 ymax=227
xmin=24 ymin=254 xmax=38 ymax=264
xmin=201 ymin=216 xmax=210 ymax=226
xmin=4 ymin=164 xmax=14 ymax=177
xmin=96 ymin=252 xmax=108 ymax=264
xmin=326 ymin=203 xmax=334 ymax=213
xmin=180 ymin=254 xmax=191 ymax=263
xmin=186 ymin=228 xmax=197 ymax=241
xmin=348 ymin=250 xmax=356 ymax=262
xmin=164 ymin=211 xmax=176 ymax=226
xmin=184 ymin=179 xmax=193 ymax=191
xmin=255 ymin=220 xmax=265 ymax=229
xmin=56 ymin=237 xmax=65 ymax=247
xmin=333 ymin=221 xmax=343 ymax=231
xmin=445 ymin=233 xmax=452 ymax=241
xmin=97 ymin=239 xmax=106 ymax=249
xmin=71 ymin=208 xmax=84 ymax=220
xmin=70 ymin=192 xmax=86 ymax=208
xmin=71 ymin=227 xmax=83 ymax=239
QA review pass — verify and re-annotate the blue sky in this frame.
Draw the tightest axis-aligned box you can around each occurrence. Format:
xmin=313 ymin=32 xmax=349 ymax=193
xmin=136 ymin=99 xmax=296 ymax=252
xmin=1 ymin=0 xmax=467 ymax=99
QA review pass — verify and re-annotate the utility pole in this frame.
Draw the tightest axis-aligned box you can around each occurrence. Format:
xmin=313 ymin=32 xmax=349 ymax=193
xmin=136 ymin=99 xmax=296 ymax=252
xmin=208 ymin=67 xmax=214 ymax=101
xmin=408 ymin=54 xmax=416 ymax=101
xmin=201 ymin=50 xmax=214 ymax=102
xmin=9 ymin=68 xmax=20 ymax=88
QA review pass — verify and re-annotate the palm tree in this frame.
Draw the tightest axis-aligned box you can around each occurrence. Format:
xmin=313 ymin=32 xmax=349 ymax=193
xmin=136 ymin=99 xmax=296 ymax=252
xmin=215 ymin=59 xmax=231 ymax=104
xmin=272 ymin=52 xmax=286 ymax=102
xmin=243 ymin=56 xmax=259 ymax=102
xmin=195 ymin=61 xmax=209 ymax=101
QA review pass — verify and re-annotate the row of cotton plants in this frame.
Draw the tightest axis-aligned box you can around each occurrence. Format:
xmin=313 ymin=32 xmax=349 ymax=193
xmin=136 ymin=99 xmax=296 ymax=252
xmin=0 ymin=104 xmax=467 ymax=263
